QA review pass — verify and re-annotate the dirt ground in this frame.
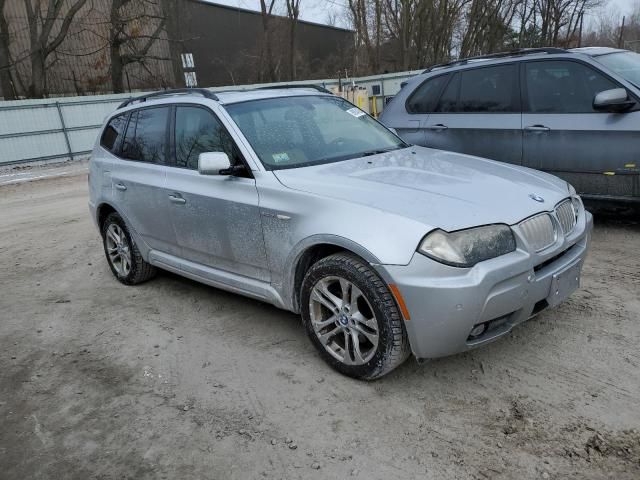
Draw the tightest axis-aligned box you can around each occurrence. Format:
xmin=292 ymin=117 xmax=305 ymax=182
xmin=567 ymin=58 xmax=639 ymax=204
xmin=1 ymin=167 xmax=639 ymax=480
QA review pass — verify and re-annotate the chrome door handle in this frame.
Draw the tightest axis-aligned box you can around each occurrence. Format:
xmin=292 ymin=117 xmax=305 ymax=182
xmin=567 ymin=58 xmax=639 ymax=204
xmin=114 ymin=183 xmax=127 ymax=191
xmin=524 ymin=125 xmax=550 ymax=132
xmin=168 ymin=194 xmax=186 ymax=205
xmin=427 ymin=124 xmax=448 ymax=131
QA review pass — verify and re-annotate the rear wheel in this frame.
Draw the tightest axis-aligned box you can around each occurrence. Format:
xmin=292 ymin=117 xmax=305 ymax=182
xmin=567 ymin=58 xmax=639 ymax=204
xmin=301 ymin=253 xmax=410 ymax=380
xmin=102 ymin=212 xmax=156 ymax=285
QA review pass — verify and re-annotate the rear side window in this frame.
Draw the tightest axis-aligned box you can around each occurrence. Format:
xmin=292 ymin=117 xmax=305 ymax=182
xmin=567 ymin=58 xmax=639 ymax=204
xmin=100 ymin=114 xmax=127 ymax=153
xmin=525 ymin=60 xmax=619 ymax=113
xmin=436 ymin=65 xmax=519 ymax=113
xmin=173 ymin=106 xmax=235 ymax=169
xmin=406 ymin=75 xmax=448 ymax=113
xmin=121 ymin=107 xmax=169 ymax=163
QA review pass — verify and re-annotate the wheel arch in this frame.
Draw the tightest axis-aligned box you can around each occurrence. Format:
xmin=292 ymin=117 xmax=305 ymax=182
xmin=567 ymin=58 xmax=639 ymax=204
xmin=288 ymin=235 xmax=381 ymax=312
xmin=96 ymin=202 xmax=120 ymax=234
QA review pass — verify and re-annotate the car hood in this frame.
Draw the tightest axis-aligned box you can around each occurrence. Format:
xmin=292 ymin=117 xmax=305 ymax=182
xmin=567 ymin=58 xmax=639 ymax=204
xmin=273 ymin=146 xmax=570 ymax=231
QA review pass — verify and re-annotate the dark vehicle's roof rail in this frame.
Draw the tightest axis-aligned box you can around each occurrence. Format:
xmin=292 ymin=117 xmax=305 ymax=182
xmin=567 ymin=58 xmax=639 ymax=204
xmin=118 ymin=88 xmax=220 ymax=108
xmin=257 ymin=84 xmax=333 ymax=95
xmin=424 ymin=47 xmax=569 ymax=73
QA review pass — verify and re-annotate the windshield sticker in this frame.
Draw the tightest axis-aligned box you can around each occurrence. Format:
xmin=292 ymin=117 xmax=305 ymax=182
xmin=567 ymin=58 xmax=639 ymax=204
xmin=346 ymin=107 xmax=366 ymax=118
xmin=272 ymin=152 xmax=290 ymax=163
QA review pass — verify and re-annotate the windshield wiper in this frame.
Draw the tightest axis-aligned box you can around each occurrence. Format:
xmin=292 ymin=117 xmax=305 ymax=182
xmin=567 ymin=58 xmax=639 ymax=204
xmin=360 ymin=146 xmax=405 ymax=157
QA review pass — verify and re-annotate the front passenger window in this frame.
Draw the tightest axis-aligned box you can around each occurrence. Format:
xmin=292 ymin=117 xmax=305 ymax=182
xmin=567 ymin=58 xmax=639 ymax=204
xmin=525 ymin=61 xmax=618 ymax=113
xmin=174 ymin=106 xmax=236 ymax=170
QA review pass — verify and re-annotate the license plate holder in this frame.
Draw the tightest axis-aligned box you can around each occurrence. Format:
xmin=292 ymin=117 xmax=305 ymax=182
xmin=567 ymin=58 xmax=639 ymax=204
xmin=547 ymin=260 xmax=582 ymax=307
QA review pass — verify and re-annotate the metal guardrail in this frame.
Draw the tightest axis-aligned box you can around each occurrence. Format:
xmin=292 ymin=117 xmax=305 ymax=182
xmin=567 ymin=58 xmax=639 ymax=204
xmin=0 ymin=71 xmax=419 ymax=166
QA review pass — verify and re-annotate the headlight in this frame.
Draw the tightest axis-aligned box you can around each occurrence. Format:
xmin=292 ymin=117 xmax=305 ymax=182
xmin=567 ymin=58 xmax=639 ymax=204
xmin=567 ymin=183 xmax=581 ymax=217
xmin=418 ymin=225 xmax=516 ymax=268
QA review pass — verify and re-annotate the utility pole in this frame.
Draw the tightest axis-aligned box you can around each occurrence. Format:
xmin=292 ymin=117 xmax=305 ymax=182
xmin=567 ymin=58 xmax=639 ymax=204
xmin=618 ymin=16 xmax=626 ymax=48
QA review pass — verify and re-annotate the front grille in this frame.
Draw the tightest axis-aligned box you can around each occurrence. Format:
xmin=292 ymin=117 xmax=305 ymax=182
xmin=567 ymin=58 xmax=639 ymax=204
xmin=555 ymin=199 xmax=576 ymax=234
xmin=519 ymin=213 xmax=556 ymax=252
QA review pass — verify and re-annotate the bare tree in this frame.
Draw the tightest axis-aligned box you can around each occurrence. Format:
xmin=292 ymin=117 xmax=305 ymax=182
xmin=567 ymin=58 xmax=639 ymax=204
xmin=286 ymin=0 xmax=301 ymax=80
xmin=259 ymin=0 xmax=278 ymax=82
xmin=23 ymin=0 xmax=89 ymax=97
xmin=108 ymin=0 xmax=169 ymax=93
xmin=0 ymin=0 xmax=16 ymax=99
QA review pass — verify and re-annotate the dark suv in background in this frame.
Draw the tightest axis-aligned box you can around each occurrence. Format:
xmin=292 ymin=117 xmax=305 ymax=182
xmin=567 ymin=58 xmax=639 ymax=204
xmin=380 ymin=47 xmax=640 ymax=206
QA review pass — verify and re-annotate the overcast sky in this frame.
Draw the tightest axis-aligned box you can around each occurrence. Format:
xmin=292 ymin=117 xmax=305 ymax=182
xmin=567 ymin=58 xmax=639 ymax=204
xmin=211 ymin=0 xmax=638 ymax=28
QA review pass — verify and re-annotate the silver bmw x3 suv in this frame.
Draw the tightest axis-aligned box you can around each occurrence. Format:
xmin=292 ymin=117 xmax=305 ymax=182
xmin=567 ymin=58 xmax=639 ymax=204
xmin=89 ymin=86 xmax=593 ymax=379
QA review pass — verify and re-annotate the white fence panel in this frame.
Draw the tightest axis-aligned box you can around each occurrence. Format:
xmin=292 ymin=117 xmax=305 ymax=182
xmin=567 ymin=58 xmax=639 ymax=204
xmin=0 ymin=71 xmax=419 ymax=166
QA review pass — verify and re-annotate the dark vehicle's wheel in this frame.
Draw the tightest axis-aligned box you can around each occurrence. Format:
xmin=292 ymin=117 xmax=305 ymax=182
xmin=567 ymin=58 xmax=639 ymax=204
xmin=301 ymin=253 xmax=410 ymax=380
xmin=101 ymin=212 xmax=156 ymax=285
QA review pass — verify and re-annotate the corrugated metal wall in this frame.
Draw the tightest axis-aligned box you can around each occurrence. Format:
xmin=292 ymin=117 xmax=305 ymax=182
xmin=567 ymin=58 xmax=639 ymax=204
xmin=0 ymin=71 xmax=419 ymax=166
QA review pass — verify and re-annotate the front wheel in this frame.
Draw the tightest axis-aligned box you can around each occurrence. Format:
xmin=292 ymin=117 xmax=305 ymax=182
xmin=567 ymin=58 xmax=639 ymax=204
xmin=300 ymin=253 xmax=410 ymax=380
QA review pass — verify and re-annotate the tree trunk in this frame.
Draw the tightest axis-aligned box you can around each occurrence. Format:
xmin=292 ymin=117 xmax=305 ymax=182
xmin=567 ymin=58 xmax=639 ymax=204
xmin=111 ymin=40 xmax=125 ymax=93
xmin=110 ymin=0 xmax=125 ymax=93
xmin=0 ymin=0 xmax=16 ymax=100
xmin=29 ymin=50 xmax=45 ymax=98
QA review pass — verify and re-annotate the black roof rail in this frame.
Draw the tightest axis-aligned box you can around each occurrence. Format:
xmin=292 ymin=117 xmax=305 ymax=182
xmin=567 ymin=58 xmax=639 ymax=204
xmin=118 ymin=88 xmax=219 ymax=108
xmin=257 ymin=84 xmax=333 ymax=95
xmin=424 ymin=47 xmax=569 ymax=73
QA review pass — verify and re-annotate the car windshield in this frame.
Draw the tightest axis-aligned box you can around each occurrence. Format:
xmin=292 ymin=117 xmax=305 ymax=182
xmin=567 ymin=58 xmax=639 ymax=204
xmin=225 ymin=95 xmax=407 ymax=170
xmin=595 ymin=51 xmax=640 ymax=88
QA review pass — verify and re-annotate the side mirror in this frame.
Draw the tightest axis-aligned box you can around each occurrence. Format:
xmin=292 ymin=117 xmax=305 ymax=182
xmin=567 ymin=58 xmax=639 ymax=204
xmin=593 ymin=88 xmax=635 ymax=113
xmin=198 ymin=152 xmax=230 ymax=175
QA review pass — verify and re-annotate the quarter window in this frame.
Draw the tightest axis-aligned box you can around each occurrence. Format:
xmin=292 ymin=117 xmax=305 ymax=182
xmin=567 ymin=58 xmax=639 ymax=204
xmin=173 ymin=106 xmax=236 ymax=170
xmin=121 ymin=107 xmax=169 ymax=163
xmin=406 ymin=75 xmax=449 ymax=113
xmin=436 ymin=65 xmax=518 ymax=113
xmin=525 ymin=61 xmax=618 ymax=113
xmin=100 ymin=114 xmax=127 ymax=153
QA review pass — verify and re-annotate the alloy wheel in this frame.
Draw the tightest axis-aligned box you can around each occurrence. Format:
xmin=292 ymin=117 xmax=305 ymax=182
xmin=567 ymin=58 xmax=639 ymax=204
xmin=105 ymin=223 xmax=132 ymax=276
xmin=309 ymin=276 xmax=379 ymax=365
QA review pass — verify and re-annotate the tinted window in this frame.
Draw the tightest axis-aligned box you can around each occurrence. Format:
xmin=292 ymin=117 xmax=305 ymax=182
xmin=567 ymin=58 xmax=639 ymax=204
xmin=121 ymin=107 xmax=169 ymax=163
xmin=100 ymin=114 xmax=127 ymax=152
xmin=525 ymin=61 xmax=618 ymax=113
xmin=174 ymin=106 xmax=236 ymax=169
xmin=406 ymin=75 xmax=448 ymax=113
xmin=436 ymin=73 xmax=461 ymax=112
xmin=436 ymin=65 xmax=518 ymax=112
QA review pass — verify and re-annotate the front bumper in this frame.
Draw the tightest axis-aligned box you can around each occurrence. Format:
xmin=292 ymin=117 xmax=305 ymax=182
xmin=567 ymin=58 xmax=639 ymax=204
xmin=377 ymin=210 xmax=593 ymax=360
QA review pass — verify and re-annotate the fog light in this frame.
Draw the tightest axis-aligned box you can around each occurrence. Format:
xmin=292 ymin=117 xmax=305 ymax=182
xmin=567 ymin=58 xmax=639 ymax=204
xmin=469 ymin=324 xmax=487 ymax=338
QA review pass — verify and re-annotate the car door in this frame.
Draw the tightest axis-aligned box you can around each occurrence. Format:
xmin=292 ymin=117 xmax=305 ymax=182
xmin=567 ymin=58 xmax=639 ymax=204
xmin=164 ymin=104 xmax=270 ymax=282
xmin=522 ymin=59 xmax=640 ymax=199
xmin=423 ymin=64 xmax=523 ymax=165
xmin=397 ymin=73 xmax=450 ymax=145
xmin=108 ymin=106 xmax=178 ymax=255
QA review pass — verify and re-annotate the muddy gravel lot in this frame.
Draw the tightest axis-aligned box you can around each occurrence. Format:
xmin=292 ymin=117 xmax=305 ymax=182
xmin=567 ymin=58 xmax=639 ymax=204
xmin=1 ymin=168 xmax=639 ymax=480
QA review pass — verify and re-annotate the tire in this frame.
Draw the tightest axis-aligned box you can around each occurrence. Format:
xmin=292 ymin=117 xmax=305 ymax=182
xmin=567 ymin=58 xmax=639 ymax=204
xmin=300 ymin=252 xmax=410 ymax=380
xmin=101 ymin=212 xmax=156 ymax=285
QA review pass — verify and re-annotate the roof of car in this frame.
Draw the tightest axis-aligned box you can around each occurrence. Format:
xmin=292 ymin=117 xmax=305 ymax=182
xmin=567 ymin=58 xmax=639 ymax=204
xmin=422 ymin=46 xmax=631 ymax=74
xmin=568 ymin=46 xmax=628 ymax=56
xmin=215 ymin=87 xmax=330 ymax=104
xmin=117 ymin=86 xmax=331 ymax=110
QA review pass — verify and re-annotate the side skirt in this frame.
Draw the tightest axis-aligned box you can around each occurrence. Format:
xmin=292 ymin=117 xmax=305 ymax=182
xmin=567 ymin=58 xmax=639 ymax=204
xmin=148 ymin=250 xmax=287 ymax=310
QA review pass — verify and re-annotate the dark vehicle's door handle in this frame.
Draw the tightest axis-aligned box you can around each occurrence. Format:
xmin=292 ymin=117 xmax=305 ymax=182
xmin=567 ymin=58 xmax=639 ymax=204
xmin=168 ymin=193 xmax=186 ymax=205
xmin=427 ymin=124 xmax=448 ymax=131
xmin=114 ymin=183 xmax=127 ymax=191
xmin=524 ymin=125 xmax=551 ymax=132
